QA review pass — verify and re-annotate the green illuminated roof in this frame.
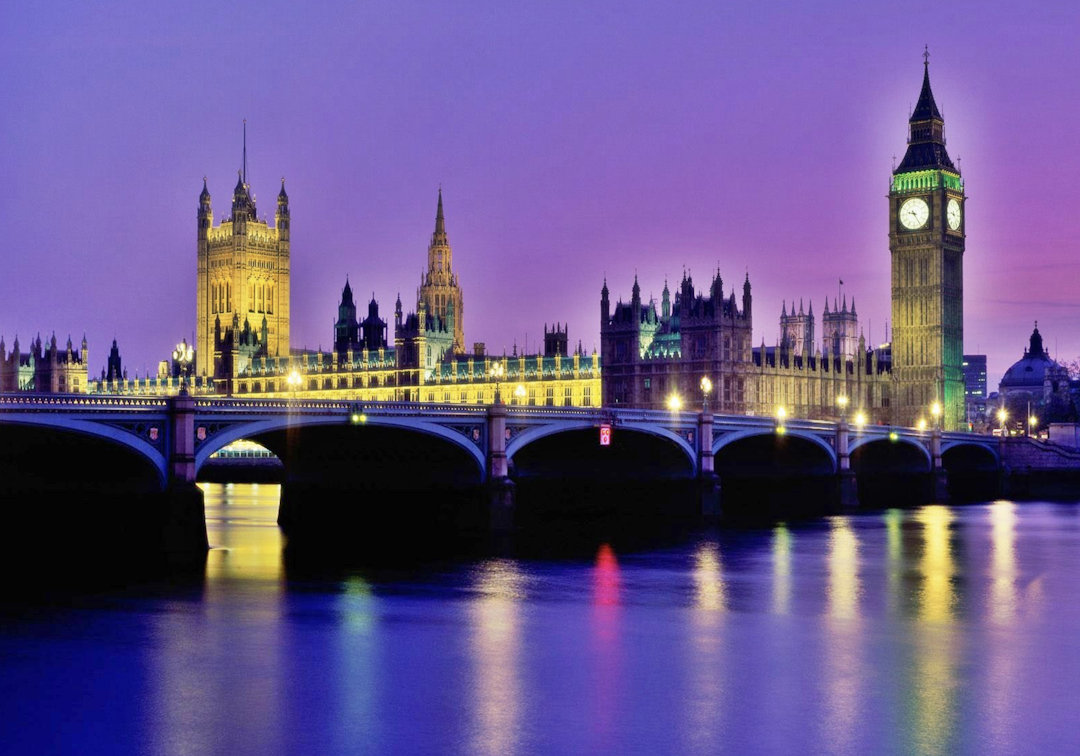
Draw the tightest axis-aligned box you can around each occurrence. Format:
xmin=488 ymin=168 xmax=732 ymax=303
xmin=892 ymin=170 xmax=963 ymax=194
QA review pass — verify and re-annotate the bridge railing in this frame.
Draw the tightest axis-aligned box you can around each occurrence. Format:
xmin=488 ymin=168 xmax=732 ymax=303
xmin=0 ymin=393 xmax=169 ymax=411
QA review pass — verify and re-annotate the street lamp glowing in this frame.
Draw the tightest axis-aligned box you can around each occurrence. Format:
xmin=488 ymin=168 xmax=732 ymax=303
xmin=173 ymin=339 xmax=194 ymax=394
xmin=854 ymin=411 xmax=867 ymax=428
xmin=837 ymin=395 xmax=848 ymax=409
xmin=1029 ymin=415 xmax=1038 ymax=429
xmin=917 ymin=418 xmax=927 ymax=431
xmin=287 ymin=370 xmax=301 ymax=388
xmin=514 ymin=383 xmax=526 ymax=402
xmin=489 ymin=361 xmax=505 ymax=404
xmin=997 ymin=408 xmax=1008 ymax=424
xmin=889 ymin=431 xmax=899 ymax=442
xmin=930 ymin=401 xmax=942 ymax=419
xmin=667 ymin=394 xmax=683 ymax=411
xmin=700 ymin=376 xmax=713 ymax=395
xmin=776 ymin=406 xmax=787 ymax=421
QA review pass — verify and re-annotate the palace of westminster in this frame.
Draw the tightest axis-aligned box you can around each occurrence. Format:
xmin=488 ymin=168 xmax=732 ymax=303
xmin=3 ymin=59 xmax=1009 ymax=432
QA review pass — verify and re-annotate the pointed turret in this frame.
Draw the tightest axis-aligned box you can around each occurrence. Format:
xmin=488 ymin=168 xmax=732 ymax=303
xmin=895 ymin=48 xmax=956 ymax=173
xmin=742 ymin=272 xmax=752 ymax=317
xmin=200 ymin=177 xmax=211 ymax=202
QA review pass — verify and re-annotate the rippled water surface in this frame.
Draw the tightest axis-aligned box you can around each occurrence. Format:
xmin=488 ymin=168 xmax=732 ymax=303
xmin=2 ymin=484 xmax=1079 ymax=755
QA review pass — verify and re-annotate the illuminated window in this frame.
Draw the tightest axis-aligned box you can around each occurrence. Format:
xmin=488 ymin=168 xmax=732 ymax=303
xmin=564 ymin=386 xmax=572 ymax=406
xmin=546 ymin=387 xmax=554 ymax=406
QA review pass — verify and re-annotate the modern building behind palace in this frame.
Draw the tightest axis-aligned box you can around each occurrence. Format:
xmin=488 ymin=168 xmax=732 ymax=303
xmin=9 ymin=55 xmax=1079 ymax=431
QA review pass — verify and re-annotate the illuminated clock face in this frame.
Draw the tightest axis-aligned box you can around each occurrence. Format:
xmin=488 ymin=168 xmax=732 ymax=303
xmin=947 ymin=198 xmax=961 ymax=230
xmin=899 ymin=198 xmax=930 ymax=230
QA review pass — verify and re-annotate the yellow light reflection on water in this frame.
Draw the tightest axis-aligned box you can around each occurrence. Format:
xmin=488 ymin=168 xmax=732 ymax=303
xmin=200 ymin=482 xmax=285 ymax=585
xmin=693 ymin=540 xmax=726 ymax=614
xmin=988 ymin=501 xmax=1018 ymax=625
xmin=469 ymin=559 xmax=524 ymax=756
xmin=827 ymin=517 xmax=860 ymax=622
xmin=822 ymin=518 xmax=863 ymax=754
xmin=915 ymin=506 xmax=956 ymax=624
xmin=772 ymin=524 xmax=792 ymax=615
xmin=687 ymin=540 xmax=726 ymax=753
xmin=909 ymin=505 xmax=959 ymax=756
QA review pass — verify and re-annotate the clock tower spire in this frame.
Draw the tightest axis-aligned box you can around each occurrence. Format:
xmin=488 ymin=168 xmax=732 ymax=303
xmin=889 ymin=50 xmax=966 ymax=430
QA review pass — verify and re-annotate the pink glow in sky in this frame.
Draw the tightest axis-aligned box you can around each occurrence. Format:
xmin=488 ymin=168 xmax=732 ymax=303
xmin=2 ymin=0 xmax=1078 ymax=385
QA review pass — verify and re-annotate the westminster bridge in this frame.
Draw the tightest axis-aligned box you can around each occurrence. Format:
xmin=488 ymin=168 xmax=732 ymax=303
xmin=0 ymin=392 xmax=1018 ymax=553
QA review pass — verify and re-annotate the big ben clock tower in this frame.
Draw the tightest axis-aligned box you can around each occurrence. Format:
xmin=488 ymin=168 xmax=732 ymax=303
xmin=889 ymin=50 xmax=965 ymax=430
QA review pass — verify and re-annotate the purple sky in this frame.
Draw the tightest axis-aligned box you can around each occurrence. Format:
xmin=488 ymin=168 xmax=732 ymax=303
xmin=2 ymin=0 xmax=1078 ymax=386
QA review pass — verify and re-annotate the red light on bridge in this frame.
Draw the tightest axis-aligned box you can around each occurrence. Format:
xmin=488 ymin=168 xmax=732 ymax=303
xmin=599 ymin=424 xmax=612 ymax=447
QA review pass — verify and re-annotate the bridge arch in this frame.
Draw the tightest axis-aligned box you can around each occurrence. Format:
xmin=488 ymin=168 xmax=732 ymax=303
xmin=849 ymin=434 xmax=932 ymax=467
xmin=941 ymin=441 xmax=1000 ymax=501
xmin=507 ymin=420 xmax=697 ymax=476
xmin=941 ymin=440 xmax=999 ymax=466
xmin=713 ymin=428 xmax=838 ymax=471
xmin=0 ymin=415 xmax=167 ymax=488
xmin=194 ymin=414 xmax=486 ymax=480
xmin=712 ymin=427 xmax=837 ymax=516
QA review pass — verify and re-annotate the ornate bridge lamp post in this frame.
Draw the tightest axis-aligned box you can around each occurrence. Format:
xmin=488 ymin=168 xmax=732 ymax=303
xmin=836 ymin=395 xmax=857 ymax=508
xmin=514 ymin=384 xmax=526 ymax=406
xmin=929 ymin=401 xmax=946 ymax=500
xmin=173 ymin=340 xmax=194 ymax=396
xmin=697 ymin=376 xmax=720 ymax=521
xmin=486 ymin=360 xmax=513 ymax=532
xmin=489 ymin=360 xmax=505 ymax=405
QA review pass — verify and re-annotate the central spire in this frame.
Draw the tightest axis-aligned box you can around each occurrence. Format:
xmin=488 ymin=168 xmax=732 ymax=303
xmin=242 ymin=119 xmax=247 ymax=186
xmin=435 ymin=186 xmax=445 ymax=236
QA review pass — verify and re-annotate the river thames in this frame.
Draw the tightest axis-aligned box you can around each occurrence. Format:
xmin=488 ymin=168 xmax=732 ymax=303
xmin=2 ymin=484 xmax=1078 ymax=755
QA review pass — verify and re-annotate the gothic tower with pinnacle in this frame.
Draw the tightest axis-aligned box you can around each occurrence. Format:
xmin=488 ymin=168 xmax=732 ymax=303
xmin=196 ymin=124 xmax=291 ymax=377
xmin=889 ymin=50 xmax=966 ymax=430
xmin=417 ymin=188 xmax=464 ymax=353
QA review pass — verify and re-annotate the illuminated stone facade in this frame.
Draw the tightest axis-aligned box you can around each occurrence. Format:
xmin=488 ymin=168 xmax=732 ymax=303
xmin=195 ymin=135 xmax=290 ymax=378
xmin=600 ymin=273 xmax=892 ymax=422
xmin=889 ymin=58 xmax=966 ymax=430
xmin=0 ymin=333 xmax=88 ymax=393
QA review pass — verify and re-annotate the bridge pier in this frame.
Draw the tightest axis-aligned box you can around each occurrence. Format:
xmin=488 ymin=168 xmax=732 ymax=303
xmin=836 ymin=418 xmax=859 ymax=508
xmin=165 ymin=393 xmax=209 ymax=555
xmin=698 ymin=411 xmax=721 ymax=521
xmin=930 ymin=427 xmax=950 ymax=503
xmin=487 ymin=399 xmax=516 ymax=533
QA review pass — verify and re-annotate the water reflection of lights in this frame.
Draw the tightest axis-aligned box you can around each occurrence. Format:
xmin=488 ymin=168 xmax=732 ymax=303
xmin=591 ymin=544 xmax=621 ymax=750
xmin=693 ymin=540 xmax=726 ymax=614
xmin=915 ymin=506 xmax=956 ymax=624
xmin=201 ymin=482 xmax=285 ymax=586
xmin=687 ymin=541 xmax=726 ymax=753
xmin=910 ymin=505 xmax=960 ymax=756
xmin=158 ymin=483 xmax=285 ymax=754
xmin=827 ymin=517 xmax=860 ymax=621
xmin=469 ymin=559 xmax=524 ymax=756
xmin=984 ymin=501 xmax=1020 ymax=753
xmin=772 ymin=524 xmax=792 ymax=615
xmin=989 ymin=501 xmax=1018 ymax=624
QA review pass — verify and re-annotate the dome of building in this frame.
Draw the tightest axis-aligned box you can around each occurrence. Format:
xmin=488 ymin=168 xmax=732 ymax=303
xmin=1000 ymin=324 xmax=1059 ymax=392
